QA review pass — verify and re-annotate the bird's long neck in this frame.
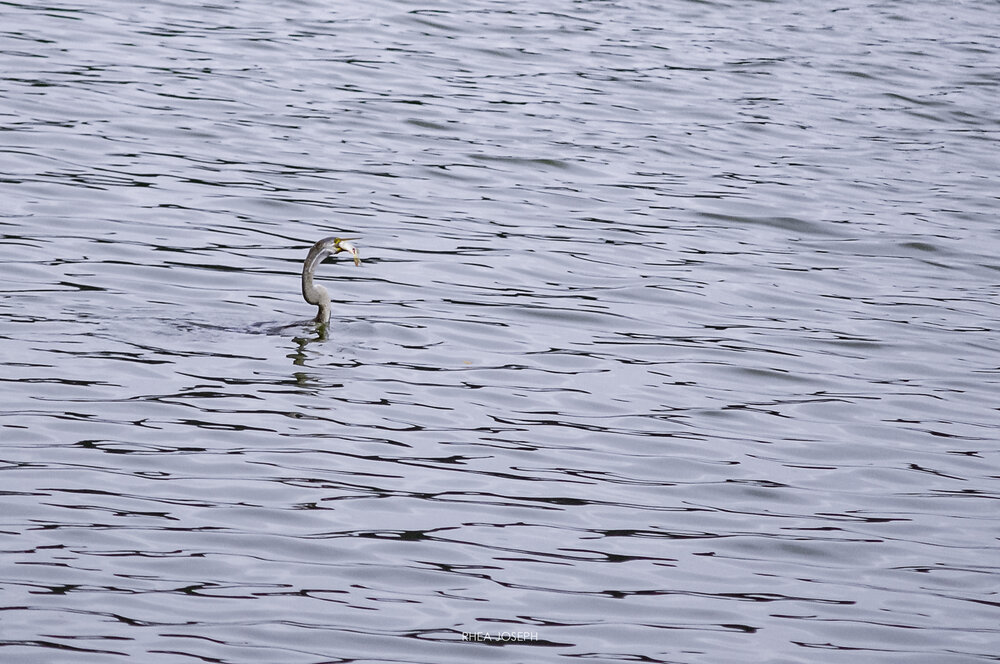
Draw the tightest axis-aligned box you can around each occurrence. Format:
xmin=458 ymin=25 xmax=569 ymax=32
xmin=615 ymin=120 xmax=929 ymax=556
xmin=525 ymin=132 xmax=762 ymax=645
xmin=312 ymin=298 xmax=331 ymax=325
xmin=302 ymin=245 xmax=332 ymax=325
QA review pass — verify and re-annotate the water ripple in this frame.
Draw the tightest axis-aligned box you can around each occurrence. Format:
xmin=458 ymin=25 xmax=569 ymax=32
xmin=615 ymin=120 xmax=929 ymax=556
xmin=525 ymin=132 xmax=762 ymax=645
xmin=2 ymin=0 xmax=999 ymax=662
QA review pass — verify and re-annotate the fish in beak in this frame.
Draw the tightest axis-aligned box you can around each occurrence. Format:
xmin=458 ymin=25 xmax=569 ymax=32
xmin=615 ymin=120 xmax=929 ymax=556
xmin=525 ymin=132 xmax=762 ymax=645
xmin=334 ymin=238 xmax=361 ymax=266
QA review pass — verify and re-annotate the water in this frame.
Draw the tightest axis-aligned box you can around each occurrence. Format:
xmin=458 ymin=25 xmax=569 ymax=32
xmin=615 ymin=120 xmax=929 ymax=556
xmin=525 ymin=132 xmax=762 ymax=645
xmin=1 ymin=1 xmax=998 ymax=662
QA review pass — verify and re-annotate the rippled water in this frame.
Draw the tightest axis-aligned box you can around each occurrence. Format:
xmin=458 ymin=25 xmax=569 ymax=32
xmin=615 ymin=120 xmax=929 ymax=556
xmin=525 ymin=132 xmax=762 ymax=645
xmin=2 ymin=1 xmax=998 ymax=662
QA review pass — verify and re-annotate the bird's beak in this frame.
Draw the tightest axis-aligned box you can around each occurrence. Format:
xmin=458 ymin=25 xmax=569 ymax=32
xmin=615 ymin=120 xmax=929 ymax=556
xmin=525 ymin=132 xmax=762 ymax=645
xmin=336 ymin=239 xmax=361 ymax=266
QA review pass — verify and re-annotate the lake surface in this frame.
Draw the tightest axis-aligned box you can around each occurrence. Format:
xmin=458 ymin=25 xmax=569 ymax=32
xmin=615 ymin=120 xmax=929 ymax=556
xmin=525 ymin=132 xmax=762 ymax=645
xmin=1 ymin=1 xmax=998 ymax=662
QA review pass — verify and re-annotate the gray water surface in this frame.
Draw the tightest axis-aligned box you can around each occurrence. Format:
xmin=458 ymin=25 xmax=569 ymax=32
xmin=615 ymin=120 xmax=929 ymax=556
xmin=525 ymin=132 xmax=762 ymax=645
xmin=2 ymin=1 xmax=999 ymax=662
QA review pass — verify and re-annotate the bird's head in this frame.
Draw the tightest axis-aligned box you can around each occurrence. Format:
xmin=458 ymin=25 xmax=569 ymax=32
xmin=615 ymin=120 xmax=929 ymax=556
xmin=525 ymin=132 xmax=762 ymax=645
xmin=313 ymin=236 xmax=361 ymax=267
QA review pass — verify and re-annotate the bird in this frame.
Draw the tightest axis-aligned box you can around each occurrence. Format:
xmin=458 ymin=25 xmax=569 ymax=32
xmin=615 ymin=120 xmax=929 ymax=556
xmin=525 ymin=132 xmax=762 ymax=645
xmin=301 ymin=236 xmax=360 ymax=325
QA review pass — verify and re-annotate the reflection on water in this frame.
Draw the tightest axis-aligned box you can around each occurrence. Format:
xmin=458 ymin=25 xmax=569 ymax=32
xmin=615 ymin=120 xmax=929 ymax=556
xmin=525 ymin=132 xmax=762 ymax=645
xmin=1 ymin=0 xmax=998 ymax=662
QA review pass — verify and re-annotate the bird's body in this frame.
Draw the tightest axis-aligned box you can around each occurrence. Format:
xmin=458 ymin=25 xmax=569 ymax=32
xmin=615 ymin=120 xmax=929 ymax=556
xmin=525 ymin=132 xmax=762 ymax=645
xmin=301 ymin=237 xmax=360 ymax=325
